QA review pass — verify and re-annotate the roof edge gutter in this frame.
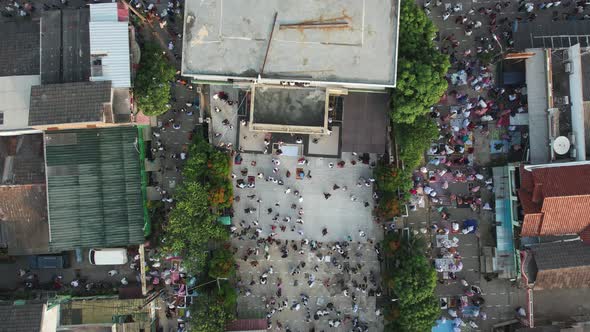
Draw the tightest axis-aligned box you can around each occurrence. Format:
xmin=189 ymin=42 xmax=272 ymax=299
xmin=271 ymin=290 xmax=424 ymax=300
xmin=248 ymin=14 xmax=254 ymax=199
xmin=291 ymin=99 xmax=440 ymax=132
xmin=523 ymin=160 xmax=590 ymax=171
xmin=42 ymin=132 xmax=51 ymax=243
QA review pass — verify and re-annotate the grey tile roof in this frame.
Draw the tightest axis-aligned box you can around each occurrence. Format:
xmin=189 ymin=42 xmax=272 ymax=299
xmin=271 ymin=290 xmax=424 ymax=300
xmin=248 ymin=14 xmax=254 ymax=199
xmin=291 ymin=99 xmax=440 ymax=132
xmin=0 ymin=20 xmax=40 ymax=76
xmin=0 ymin=134 xmax=46 ymax=185
xmin=0 ymin=303 xmax=44 ymax=332
xmin=28 ymin=81 xmax=111 ymax=126
xmin=530 ymin=240 xmax=590 ymax=271
xmin=41 ymin=9 xmax=91 ymax=84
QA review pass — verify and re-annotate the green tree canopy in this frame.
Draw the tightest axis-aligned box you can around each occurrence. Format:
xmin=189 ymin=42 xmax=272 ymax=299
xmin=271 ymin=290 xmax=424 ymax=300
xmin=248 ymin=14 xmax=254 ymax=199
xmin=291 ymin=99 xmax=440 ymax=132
xmin=215 ymin=281 xmax=238 ymax=312
xmin=162 ymin=182 xmax=228 ymax=272
xmin=382 ymin=235 xmax=440 ymax=332
xmin=190 ymin=295 xmax=235 ymax=332
xmin=391 ymin=0 xmax=449 ymax=124
xmin=396 ymin=114 xmax=439 ymax=171
xmin=183 ymin=137 xmax=233 ymax=209
xmin=208 ymin=247 xmax=236 ymax=279
xmin=135 ymin=42 xmax=176 ymax=116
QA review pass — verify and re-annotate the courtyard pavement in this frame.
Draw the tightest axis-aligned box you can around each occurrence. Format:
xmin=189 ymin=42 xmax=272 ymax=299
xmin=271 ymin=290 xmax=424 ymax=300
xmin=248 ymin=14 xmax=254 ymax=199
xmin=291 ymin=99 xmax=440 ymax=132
xmin=230 ymin=152 xmax=384 ymax=331
xmin=232 ymin=153 xmax=380 ymax=243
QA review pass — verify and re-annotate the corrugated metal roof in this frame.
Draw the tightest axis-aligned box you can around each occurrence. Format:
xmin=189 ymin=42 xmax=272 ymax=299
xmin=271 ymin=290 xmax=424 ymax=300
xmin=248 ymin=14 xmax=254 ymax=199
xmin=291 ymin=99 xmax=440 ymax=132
xmin=45 ymin=127 xmax=145 ymax=251
xmin=89 ymin=3 xmax=131 ymax=88
xmin=525 ymin=49 xmax=551 ymax=164
xmin=90 ymin=2 xmax=118 ymax=22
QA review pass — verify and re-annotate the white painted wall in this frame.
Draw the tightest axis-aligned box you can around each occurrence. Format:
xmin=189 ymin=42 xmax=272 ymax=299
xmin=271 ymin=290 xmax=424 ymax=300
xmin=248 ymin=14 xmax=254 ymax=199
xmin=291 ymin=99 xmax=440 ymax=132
xmin=0 ymin=75 xmax=40 ymax=131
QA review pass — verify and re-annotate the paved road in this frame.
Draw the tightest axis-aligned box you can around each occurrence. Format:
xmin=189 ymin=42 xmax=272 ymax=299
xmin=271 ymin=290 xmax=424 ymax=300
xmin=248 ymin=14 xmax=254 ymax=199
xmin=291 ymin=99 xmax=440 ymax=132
xmin=406 ymin=0 xmax=587 ymax=330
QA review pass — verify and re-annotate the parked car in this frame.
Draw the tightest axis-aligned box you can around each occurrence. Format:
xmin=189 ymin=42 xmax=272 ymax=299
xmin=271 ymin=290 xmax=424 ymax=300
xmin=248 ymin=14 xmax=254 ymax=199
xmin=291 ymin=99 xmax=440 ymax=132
xmin=28 ymin=253 xmax=69 ymax=269
xmin=89 ymin=248 xmax=128 ymax=265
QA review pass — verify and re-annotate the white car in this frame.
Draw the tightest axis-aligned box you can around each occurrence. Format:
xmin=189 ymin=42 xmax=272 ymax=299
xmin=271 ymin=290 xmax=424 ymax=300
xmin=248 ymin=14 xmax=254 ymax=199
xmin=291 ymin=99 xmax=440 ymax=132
xmin=89 ymin=248 xmax=128 ymax=265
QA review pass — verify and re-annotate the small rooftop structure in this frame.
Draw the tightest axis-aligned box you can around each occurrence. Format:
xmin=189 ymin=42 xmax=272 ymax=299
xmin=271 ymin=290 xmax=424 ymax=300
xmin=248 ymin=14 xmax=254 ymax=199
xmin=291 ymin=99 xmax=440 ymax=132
xmin=519 ymin=45 xmax=590 ymax=163
xmin=181 ymin=0 xmax=400 ymax=89
xmin=518 ymin=163 xmax=590 ymax=237
xmin=524 ymin=49 xmax=552 ymax=164
xmin=44 ymin=127 xmax=146 ymax=251
xmin=28 ymin=81 xmax=112 ymax=127
xmin=524 ymin=240 xmax=590 ymax=290
xmin=341 ymin=92 xmax=388 ymax=153
xmin=249 ymin=85 xmax=336 ymax=134
xmin=89 ymin=3 xmax=132 ymax=88
xmin=59 ymin=298 xmax=148 ymax=327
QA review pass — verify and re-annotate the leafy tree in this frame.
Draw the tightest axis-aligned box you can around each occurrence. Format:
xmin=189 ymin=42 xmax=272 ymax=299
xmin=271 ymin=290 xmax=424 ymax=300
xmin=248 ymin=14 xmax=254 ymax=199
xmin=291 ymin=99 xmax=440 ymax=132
xmin=390 ymin=255 xmax=437 ymax=303
xmin=162 ymin=182 xmax=228 ymax=272
xmin=396 ymin=115 xmax=439 ymax=170
xmin=382 ymin=235 xmax=440 ymax=332
xmin=215 ymin=281 xmax=238 ymax=311
xmin=376 ymin=192 xmax=401 ymax=220
xmin=208 ymin=247 xmax=236 ymax=279
xmin=135 ymin=42 xmax=176 ymax=116
xmin=386 ymin=295 xmax=440 ymax=332
xmin=391 ymin=0 xmax=449 ymax=123
xmin=190 ymin=295 xmax=235 ymax=332
xmin=183 ymin=137 xmax=233 ymax=209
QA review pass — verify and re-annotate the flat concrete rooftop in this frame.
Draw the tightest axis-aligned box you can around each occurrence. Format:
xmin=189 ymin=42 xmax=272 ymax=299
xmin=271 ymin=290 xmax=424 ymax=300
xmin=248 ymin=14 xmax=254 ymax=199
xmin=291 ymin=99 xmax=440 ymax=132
xmin=182 ymin=0 xmax=399 ymax=87
xmin=252 ymin=86 xmax=326 ymax=126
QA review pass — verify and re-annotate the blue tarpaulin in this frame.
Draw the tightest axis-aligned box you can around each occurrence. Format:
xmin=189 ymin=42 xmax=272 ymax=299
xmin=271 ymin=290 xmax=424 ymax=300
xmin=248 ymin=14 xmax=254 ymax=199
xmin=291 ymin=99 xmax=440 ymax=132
xmin=432 ymin=319 xmax=454 ymax=332
xmin=463 ymin=219 xmax=478 ymax=233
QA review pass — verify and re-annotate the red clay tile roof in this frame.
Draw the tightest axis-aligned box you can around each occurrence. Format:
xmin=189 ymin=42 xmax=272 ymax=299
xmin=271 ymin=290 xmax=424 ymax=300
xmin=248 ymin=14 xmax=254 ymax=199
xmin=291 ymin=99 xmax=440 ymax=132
xmin=0 ymin=185 xmax=47 ymax=223
xmin=0 ymin=184 xmax=49 ymax=254
xmin=520 ymin=164 xmax=590 ymax=203
xmin=518 ymin=165 xmax=590 ymax=237
xmin=521 ymin=213 xmax=543 ymax=236
xmin=538 ymin=195 xmax=590 ymax=236
xmin=518 ymin=188 xmax=542 ymax=214
xmin=519 ymin=164 xmax=534 ymax=190
xmin=520 ymin=195 xmax=590 ymax=236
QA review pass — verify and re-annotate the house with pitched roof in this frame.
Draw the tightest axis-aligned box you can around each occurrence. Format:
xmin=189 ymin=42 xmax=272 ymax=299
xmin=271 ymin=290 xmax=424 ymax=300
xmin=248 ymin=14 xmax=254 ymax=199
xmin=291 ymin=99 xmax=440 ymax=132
xmin=0 ymin=3 xmax=143 ymax=136
xmin=490 ymin=161 xmax=590 ymax=281
xmin=517 ymin=163 xmax=590 ymax=239
xmin=522 ymin=240 xmax=590 ymax=290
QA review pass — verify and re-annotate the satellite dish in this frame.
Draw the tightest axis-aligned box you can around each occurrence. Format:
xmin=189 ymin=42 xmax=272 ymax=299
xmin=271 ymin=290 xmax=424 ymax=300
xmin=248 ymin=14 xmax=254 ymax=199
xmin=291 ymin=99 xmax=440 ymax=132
xmin=553 ymin=136 xmax=571 ymax=155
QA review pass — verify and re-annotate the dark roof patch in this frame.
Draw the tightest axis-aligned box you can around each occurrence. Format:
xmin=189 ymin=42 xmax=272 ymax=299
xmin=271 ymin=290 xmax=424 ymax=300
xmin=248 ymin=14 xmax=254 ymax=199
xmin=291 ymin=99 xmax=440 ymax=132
xmin=530 ymin=240 xmax=590 ymax=271
xmin=341 ymin=92 xmax=388 ymax=153
xmin=28 ymin=81 xmax=111 ymax=126
xmin=0 ymin=303 xmax=44 ymax=332
xmin=41 ymin=9 xmax=91 ymax=84
xmin=0 ymin=20 xmax=40 ymax=76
